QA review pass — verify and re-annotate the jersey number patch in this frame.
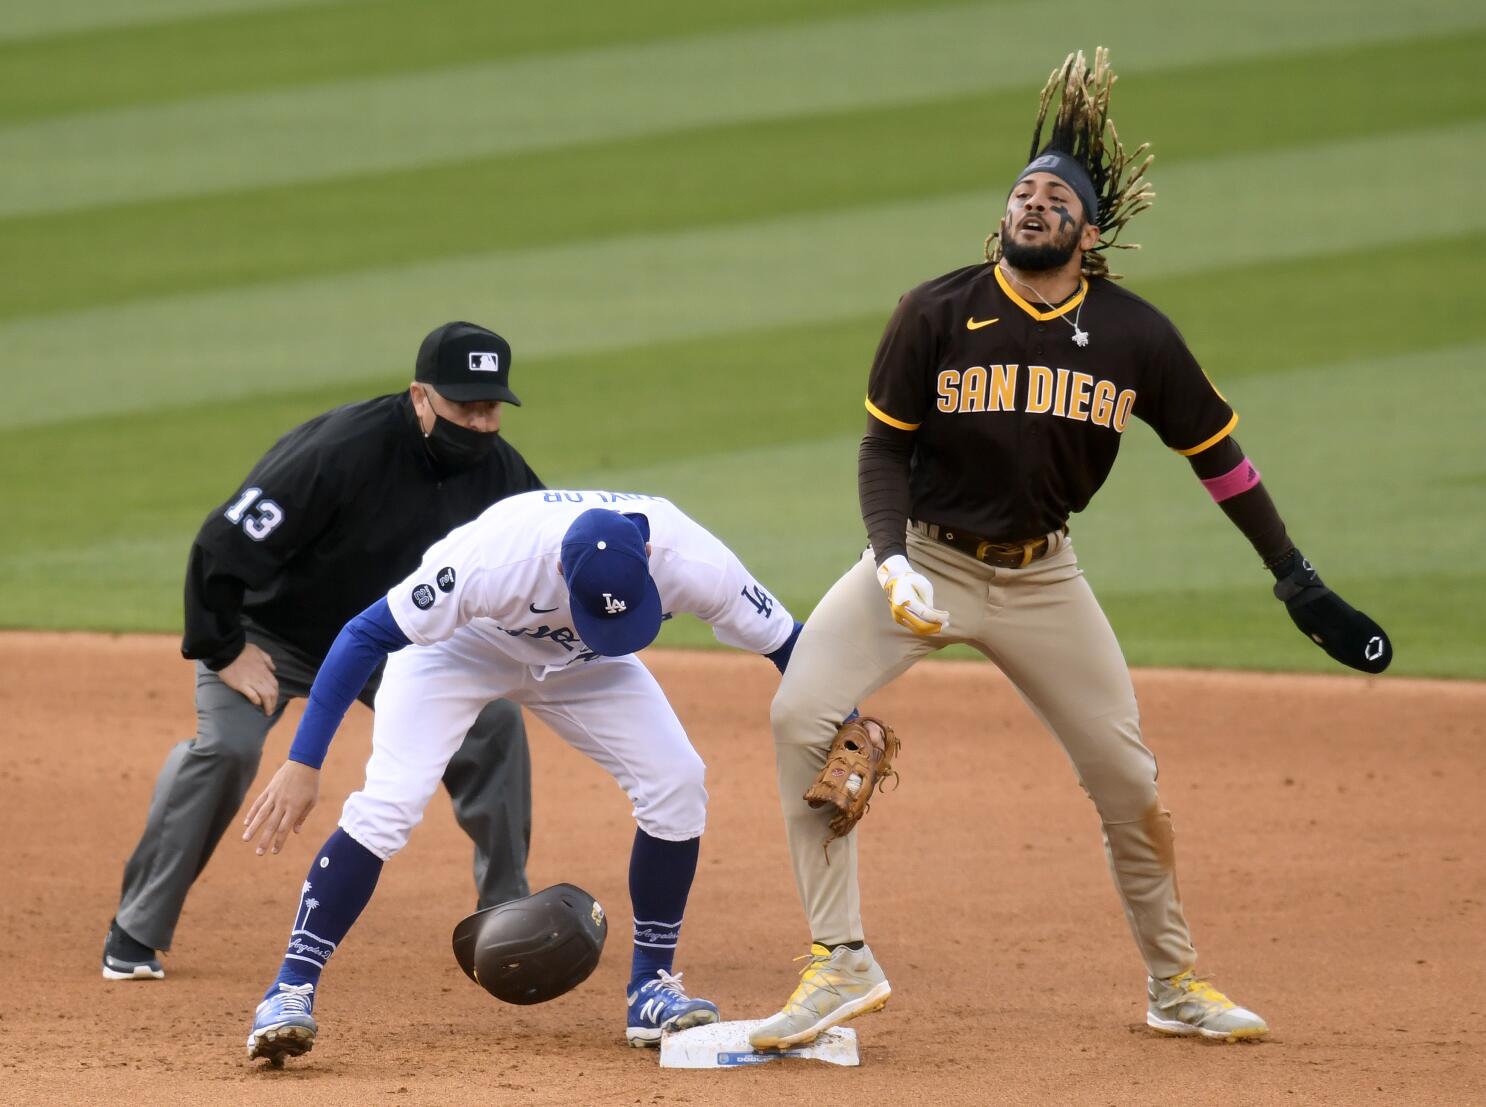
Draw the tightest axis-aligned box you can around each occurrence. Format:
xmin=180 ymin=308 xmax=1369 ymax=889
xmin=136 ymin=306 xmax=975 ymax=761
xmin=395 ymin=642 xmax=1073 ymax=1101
xmin=224 ymin=486 xmax=285 ymax=542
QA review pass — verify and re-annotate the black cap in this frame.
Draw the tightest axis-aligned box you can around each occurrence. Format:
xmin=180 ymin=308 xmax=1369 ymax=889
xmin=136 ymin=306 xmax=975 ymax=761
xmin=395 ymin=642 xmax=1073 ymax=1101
xmin=414 ymin=321 xmax=521 ymax=405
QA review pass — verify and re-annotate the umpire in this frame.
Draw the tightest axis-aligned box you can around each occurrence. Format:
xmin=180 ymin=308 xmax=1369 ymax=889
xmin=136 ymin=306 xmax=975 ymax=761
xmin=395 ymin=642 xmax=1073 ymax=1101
xmin=102 ymin=321 xmax=544 ymax=980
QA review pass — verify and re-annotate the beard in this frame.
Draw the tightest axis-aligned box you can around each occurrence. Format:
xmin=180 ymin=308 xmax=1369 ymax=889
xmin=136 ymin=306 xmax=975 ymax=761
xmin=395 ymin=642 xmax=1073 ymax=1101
xmin=999 ymin=218 xmax=1082 ymax=271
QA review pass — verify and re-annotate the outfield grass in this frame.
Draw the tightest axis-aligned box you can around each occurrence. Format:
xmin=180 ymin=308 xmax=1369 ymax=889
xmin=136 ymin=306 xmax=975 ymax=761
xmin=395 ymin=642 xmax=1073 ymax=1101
xmin=1 ymin=1 xmax=1481 ymax=678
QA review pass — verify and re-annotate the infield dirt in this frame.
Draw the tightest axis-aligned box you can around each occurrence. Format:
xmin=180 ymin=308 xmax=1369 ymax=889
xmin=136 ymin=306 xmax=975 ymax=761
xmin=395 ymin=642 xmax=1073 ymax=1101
xmin=2 ymin=632 xmax=1482 ymax=1106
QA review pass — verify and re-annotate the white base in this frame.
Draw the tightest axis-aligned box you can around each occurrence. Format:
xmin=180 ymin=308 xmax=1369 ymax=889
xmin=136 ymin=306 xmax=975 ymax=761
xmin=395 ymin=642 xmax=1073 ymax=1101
xmin=658 ymin=1019 xmax=860 ymax=1069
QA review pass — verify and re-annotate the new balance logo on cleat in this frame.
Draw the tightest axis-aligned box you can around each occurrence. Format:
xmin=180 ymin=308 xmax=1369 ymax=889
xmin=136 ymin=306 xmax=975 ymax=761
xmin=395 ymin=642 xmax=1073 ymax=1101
xmin=625 ymin=970 xmax=720 ymax=1048
xmin=247 ymin=983 xmax=319 ymax=1067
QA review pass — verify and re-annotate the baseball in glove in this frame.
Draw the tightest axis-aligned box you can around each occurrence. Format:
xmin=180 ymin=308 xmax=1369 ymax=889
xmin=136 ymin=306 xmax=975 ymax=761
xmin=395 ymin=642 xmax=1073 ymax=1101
xmin=803 ymin=715 xmax=900 ymax=848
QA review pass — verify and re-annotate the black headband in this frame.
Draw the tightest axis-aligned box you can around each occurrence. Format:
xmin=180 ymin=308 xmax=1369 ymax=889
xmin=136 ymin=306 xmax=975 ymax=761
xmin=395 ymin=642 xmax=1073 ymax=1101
xmin=1014 ymin=150 xmax=1099 ymax=226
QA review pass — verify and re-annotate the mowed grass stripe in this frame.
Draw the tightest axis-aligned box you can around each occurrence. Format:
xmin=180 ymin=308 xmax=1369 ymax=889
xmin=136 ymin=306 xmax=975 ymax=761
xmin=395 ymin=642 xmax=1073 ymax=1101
xmin=4 ymin=0 xmax=1484 ymax=217
xmin=6 ymin=217 xmax=1477 ymax=555
xmin=0 ymin=0 xmax=317 ymax=44
xmin=4 ymin=120 xmax=1483 ymax=429
xmin=0 ymin=0 xmax=921 ymax=123
xmin=9 ymin=29 xmax=1484 ymax=320
xmin=1097 ymin=572 xmax=1486 ymax=680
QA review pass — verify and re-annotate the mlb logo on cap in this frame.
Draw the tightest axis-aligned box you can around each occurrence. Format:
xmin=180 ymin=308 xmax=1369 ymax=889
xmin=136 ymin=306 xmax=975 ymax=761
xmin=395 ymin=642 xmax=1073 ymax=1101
xmin=415 ymin=321 xmax=522 ymax=405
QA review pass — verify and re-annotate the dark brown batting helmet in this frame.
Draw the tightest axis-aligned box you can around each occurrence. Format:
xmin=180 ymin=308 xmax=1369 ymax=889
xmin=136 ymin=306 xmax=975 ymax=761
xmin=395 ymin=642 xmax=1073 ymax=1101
xmin=451 ymin=883 xmax=608 ymax=1005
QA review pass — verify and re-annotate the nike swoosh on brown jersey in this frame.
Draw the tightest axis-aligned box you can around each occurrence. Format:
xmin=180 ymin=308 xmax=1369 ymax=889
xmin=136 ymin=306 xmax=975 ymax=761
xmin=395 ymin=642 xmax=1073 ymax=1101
xmin=966 ymin=317 xmax=1000 ymax=330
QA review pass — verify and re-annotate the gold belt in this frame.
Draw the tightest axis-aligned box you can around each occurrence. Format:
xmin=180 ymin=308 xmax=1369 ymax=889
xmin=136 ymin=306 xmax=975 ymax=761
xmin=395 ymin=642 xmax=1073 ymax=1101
xmin=911 ymin=520 xmax=1064 ymax=568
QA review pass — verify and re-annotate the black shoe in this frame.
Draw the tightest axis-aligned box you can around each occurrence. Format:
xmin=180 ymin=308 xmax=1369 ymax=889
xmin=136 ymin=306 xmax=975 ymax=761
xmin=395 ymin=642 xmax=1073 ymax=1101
xmin=102 ymin=919 xmax=164 ymax=980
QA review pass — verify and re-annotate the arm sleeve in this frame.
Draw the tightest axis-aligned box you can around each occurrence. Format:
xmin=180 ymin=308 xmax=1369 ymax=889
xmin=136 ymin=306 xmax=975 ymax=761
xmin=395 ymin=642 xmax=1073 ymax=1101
xmin=859 ymin=417 xmax=916 ymax=564
xmin=766 ymin=621 xmax=805 ymax=674
xmin=1185 ymin=436 xmax=1295 ymax=567
xmin=181 ymin=542 xmax=249 ymax=669
xmin=286 ymin=598 xmax=411 ymax=769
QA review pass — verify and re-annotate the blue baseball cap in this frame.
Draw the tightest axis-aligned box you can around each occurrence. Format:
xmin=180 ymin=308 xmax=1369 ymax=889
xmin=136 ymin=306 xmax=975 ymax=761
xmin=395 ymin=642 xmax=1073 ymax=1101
xmin=561 ymin=509 xmax=661 ymax=657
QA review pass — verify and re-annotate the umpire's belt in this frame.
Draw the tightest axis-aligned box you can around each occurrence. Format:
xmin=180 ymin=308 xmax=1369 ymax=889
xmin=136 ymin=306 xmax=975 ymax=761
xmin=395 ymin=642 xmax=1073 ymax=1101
xmin=910 ymin=520 xmax=1064 ymax=569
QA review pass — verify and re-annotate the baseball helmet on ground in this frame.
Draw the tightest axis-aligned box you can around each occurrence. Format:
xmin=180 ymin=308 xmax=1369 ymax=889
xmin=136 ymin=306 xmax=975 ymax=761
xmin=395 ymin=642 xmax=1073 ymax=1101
xmin=451 ymin=883 xmax=607 ymax=1005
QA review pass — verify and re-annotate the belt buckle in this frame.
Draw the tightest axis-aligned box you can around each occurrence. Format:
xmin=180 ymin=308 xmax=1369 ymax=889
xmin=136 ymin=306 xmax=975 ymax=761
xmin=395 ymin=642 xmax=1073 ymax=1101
xmin=971 ymin=538 xmax=1013 ymax=568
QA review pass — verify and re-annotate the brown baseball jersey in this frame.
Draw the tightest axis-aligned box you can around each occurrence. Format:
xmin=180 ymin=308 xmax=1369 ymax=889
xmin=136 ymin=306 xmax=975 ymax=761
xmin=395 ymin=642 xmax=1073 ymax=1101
xmin=865 ymin=263 xmax=1236 ymax=541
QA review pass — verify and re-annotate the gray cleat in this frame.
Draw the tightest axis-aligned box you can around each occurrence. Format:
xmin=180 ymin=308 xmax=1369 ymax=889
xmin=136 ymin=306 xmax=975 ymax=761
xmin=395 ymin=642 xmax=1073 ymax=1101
xmin=1146 ymin=970 xmax=1268 ymax=1041
xmin=749 ymin=942 xmax=891 ymax=1051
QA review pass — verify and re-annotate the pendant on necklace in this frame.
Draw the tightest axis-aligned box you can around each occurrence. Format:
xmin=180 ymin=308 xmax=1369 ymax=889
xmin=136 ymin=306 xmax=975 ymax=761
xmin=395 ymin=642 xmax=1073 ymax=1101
xmin=1072 ymin=327 xmax=1090 ymax=347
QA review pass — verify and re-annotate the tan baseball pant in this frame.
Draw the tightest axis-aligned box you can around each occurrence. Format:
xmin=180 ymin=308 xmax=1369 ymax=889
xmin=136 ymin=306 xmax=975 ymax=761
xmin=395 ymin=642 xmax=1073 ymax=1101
xmin=770 ymin=528 xmax=1196 ymax=980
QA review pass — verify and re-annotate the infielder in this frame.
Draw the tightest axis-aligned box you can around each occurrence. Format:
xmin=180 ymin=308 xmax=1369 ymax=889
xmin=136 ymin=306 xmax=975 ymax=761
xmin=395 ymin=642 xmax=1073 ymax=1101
xmin=239 ymin=491 xmax=801 ymax=1064
xmin=102 ymin=322 xmax=541 ymax=981
xmin=751 ymin=49 xmax=1391 ymax=1049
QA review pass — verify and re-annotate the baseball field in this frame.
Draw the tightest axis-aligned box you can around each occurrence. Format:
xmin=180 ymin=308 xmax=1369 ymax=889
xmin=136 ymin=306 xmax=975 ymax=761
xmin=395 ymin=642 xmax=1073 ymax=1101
xmin=2 ymin=1 xmax=1483 ymax=1103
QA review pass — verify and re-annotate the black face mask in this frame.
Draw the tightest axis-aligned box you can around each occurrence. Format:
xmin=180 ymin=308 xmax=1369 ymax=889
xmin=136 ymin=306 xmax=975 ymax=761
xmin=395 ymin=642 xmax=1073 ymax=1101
xmin=423 ymin=413 xmax=499 ymax=471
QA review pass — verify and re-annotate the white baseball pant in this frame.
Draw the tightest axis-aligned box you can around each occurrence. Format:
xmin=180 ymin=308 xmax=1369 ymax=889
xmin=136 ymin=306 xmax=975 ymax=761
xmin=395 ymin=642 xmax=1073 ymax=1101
xmin=341 ymin=627 xmax=708 ymax=859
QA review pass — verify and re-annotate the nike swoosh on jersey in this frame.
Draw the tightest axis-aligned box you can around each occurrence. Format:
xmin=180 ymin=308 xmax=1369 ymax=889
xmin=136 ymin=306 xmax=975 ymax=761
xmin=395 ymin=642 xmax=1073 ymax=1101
xmin=529 ymin=603 xmax=559 ymax=614
xmin=966 ymin=316 xmax=1000 ymax=330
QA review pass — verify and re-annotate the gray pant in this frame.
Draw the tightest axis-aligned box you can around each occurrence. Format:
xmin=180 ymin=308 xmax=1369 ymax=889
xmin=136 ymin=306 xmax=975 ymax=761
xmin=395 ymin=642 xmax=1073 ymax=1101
xmin=115 ymin=626 xmax=531 ymax=952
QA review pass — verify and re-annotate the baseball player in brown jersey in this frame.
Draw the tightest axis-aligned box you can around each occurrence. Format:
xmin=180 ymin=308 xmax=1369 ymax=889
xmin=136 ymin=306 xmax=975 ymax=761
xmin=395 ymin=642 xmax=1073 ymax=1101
xmin=750 ymin=49 xmax=1391 ymax=1050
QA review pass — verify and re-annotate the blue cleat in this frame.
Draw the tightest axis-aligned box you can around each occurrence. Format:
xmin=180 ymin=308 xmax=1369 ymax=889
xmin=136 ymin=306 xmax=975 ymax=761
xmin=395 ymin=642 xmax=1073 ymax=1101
xmin=624 ymin=969 xmax=720 ymax=1047
xmin=246 ymin=982 xmax=318 ymax=1066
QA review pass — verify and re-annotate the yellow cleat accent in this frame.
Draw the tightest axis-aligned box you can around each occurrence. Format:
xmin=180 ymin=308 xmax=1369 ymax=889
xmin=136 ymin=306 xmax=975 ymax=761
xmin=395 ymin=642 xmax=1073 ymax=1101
xmin=749 ymin=943 xmax=891 ymax=1051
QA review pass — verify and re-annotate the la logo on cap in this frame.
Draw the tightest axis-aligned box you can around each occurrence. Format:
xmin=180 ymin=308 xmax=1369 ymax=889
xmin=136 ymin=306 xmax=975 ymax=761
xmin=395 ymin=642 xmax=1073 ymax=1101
xmin=469 ymin=352 xmax=501 ymax=372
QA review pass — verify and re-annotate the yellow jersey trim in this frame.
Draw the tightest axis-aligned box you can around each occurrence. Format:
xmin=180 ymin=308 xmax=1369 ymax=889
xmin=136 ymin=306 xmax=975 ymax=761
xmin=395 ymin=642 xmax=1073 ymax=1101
xmin=1176 ymin=412 xmax=1240 ymax=457
xmin=994 ymin=265 xmax=1088 ymax=321
xmin=865 ymin=396 xmax=920 ymax=431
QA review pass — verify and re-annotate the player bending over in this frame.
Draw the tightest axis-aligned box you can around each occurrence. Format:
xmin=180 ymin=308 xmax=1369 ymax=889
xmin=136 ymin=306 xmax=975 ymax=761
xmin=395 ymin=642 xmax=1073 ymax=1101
xmin=751 ymin=49 xmax=1390 ymax=1051
xmin=240 ymin=491 xmax=802 ymax=1064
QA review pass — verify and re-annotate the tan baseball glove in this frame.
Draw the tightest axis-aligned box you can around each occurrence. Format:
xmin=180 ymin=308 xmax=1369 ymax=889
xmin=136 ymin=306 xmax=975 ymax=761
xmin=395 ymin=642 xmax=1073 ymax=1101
xmin=803 ymin=716 xmax=900 ymax=846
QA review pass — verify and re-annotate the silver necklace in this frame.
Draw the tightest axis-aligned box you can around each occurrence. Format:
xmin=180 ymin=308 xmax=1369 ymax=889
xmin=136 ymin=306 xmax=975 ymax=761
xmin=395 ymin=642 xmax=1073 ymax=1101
xmin=1001 ymin=263 xmax=1090 ymax=347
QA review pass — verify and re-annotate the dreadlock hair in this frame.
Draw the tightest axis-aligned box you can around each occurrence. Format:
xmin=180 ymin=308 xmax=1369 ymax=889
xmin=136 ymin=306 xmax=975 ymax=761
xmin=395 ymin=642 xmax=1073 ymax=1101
xmin=984 ymin=47 xmax=1155 ymax=281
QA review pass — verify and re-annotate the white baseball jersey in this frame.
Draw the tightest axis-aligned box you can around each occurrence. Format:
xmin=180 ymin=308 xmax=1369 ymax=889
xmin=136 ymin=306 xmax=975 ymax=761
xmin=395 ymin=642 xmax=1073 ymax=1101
xmin=384 ymin=490 xmax=793 ymax=675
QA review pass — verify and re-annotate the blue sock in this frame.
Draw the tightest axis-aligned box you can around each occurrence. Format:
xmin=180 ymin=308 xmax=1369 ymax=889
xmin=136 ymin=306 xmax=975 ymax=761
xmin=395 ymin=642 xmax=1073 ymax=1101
xmin=627 ymin=828 xmax=699 ymax=993
xmin=265 ymin=828 xmax=383 ymax=1001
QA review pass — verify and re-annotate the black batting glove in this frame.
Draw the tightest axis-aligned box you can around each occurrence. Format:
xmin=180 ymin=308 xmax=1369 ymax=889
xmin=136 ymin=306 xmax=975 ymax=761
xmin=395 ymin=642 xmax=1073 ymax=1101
xmin=1269 ymin=549 xmax=1392 ymax=674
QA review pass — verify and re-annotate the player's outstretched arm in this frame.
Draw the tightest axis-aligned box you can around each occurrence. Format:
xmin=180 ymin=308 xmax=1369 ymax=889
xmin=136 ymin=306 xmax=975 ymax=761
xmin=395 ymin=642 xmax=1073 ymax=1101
xmin=241 ymin=598 xmax=412 ymax=856
xmin=1185 ymin=437 xmax=1391 ymax=673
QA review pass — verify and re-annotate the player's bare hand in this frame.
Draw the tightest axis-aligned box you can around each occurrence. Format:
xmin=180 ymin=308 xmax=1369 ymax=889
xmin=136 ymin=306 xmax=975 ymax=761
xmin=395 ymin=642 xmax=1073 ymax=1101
xmin=219 ymin=642 xmax=280 ymax=715
xmin=876 ymin=555 xmax=950 ymax=636
xmin=242 ymin=760 xmax=320 ymax=855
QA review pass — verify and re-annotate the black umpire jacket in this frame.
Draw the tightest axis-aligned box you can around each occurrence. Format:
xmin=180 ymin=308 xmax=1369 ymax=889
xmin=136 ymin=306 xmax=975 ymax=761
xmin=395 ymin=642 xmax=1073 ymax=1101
xmin=182 ymin=392 xmax=543 ymax=670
